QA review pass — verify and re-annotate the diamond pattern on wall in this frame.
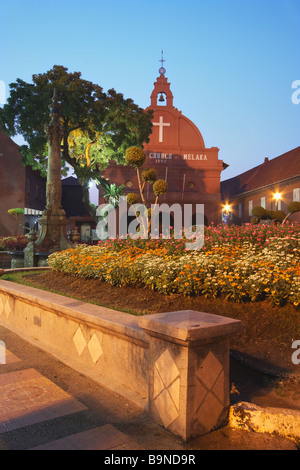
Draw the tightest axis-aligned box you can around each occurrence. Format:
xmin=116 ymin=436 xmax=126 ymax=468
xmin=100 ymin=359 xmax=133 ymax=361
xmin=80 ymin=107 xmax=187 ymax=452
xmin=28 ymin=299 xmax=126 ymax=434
xmin=4 ymin=299 xmax=11 ymax=318
xmin=73 ymin=327 xmax=103 ymax=364
xmin=0 ymin=296 xmax=12 ymax=319
xmin=152 ymin=349 xmax=180 ymax=428
xmin=87 ymin=333 xmax=103 ymax=364
xmin=194 ymin=350 xmax=225 ymax=432
xmin=73 ymin=327 xmax=87 ymax=356
xmin=0 ymin=295 xmax=4 ymax=316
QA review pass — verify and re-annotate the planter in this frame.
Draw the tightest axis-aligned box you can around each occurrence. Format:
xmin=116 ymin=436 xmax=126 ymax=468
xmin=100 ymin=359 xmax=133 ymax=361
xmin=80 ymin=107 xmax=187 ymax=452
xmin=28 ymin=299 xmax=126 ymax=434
xmin=8 ymin=251 xmax=25 ymax=269
xmin=35 ymin=253 xmax=50 ymax=267
xmin=0 ymin=252 xmax=12 ymax=269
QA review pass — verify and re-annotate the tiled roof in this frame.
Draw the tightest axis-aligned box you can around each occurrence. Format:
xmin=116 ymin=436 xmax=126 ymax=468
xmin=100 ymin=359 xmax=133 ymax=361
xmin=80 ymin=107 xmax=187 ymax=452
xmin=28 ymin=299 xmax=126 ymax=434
xmin=221 ymin=147 xmax=300 ymax=199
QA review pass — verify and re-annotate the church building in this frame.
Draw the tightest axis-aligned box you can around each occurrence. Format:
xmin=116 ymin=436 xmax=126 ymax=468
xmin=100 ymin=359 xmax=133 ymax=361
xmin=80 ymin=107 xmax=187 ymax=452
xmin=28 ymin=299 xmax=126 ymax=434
xmin=101 ymin=59 xmax=227 ymax=226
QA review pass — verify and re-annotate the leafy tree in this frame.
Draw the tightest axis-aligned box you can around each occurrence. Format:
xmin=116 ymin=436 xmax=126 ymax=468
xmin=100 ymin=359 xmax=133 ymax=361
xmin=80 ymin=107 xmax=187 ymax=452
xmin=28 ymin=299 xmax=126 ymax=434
xmin=7 ymin=208 xmax=29 ymax=233
xmin=0 ymin=65 xmax=153 ymax=219
xmin=283 ymin=201 xmax=300 ymax=224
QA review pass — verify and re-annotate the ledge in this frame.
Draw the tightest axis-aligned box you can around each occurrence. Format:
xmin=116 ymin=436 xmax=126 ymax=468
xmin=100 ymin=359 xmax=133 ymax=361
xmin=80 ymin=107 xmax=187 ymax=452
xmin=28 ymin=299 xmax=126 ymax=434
xmin=0 ymin=280 xmax=148 ymax=347
xmin=139 ymin=310 xmax=242 ymax=346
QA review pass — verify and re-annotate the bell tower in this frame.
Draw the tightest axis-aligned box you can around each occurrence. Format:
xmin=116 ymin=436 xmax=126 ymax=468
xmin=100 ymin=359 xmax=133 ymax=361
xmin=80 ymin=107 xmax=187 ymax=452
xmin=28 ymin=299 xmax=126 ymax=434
xmin=150 ymin=51 xmax=174 ymax=109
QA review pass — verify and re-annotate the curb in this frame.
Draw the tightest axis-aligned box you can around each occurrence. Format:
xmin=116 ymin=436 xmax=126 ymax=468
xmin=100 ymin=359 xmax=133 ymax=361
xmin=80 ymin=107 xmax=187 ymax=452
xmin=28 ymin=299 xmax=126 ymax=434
xmin=230 ymin=350 xmax=300 ymax=380
xmin=229 ymin=401 xmax=300 ymax=443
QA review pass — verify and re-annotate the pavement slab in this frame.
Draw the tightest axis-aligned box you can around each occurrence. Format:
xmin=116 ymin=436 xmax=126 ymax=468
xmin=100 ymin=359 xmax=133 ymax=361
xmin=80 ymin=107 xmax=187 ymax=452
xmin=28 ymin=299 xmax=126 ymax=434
xmin=0 ymin=324 xmax=298 ymax=451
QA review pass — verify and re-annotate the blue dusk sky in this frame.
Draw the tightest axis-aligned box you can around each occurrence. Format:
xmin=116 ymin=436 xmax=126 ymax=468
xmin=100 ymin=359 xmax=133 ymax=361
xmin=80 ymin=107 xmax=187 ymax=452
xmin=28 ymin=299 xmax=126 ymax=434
xmin=1 ymin=0 xmax=299 ymax=188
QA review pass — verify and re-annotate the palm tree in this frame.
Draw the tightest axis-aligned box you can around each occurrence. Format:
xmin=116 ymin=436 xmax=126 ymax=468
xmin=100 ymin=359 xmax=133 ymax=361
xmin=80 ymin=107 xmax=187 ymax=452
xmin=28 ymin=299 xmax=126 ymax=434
xmin=99 ymin=180 xmax=126 ymax=208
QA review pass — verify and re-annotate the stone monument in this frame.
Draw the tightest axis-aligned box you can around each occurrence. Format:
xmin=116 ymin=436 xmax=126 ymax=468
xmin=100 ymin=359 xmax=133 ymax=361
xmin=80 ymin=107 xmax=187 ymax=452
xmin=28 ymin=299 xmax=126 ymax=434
xmin=24 ymin=88 xmax=72 ymax=266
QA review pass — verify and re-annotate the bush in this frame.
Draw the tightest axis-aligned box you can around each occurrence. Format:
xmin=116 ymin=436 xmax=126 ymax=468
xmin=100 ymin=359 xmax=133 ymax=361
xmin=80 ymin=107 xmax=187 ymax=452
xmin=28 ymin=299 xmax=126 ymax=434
xmin=252 ymin=206 xmax=268 ymax=219
xmin=125 ymin=147 xmax=146 ymax=168
xmin=127 ymin=193 xmax=139 ymax=206
xmin=142 ymin=168 xmax=157 ymax=183
xmin=153 ymin=179 xmax=168 ymax=196
xmin=287 ymin=201 xmax=300 ymax=214
xmin=0 ymin=236 xmax=29 ymax=251
xmin=268 ymin=210 xmax=286 ymax=222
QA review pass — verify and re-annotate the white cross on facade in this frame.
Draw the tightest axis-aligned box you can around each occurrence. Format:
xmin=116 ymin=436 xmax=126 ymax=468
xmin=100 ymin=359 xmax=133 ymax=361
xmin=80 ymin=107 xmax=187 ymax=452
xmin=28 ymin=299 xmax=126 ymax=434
xmin=153 ymin=116 xmax=170 ymax=143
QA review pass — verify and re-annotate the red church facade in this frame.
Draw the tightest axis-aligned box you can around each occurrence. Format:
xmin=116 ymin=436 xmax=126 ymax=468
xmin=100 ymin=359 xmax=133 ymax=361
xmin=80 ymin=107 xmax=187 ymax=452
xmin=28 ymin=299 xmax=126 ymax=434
xmin=101 ymin=68 xmax=227 ymax=225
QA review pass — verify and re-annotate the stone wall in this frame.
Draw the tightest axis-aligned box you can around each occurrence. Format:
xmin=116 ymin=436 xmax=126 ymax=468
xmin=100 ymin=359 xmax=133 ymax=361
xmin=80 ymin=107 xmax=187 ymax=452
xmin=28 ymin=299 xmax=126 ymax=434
xmin=0 ymin=278 xmax=241 ymax=440
xmin=0 ymin=252 xmax=12 ymax=269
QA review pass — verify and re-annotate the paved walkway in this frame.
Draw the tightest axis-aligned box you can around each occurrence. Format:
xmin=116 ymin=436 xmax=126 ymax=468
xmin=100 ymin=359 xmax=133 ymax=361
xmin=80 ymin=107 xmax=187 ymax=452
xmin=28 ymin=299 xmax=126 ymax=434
xmin=0 ymin=324 xmax=297 ymax=451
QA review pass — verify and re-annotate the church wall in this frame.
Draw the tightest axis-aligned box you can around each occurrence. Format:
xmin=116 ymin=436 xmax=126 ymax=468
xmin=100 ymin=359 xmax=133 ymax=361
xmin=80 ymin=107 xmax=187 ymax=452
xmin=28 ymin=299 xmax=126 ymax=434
xmin=101 ymin=70 xmax=226 ymax=227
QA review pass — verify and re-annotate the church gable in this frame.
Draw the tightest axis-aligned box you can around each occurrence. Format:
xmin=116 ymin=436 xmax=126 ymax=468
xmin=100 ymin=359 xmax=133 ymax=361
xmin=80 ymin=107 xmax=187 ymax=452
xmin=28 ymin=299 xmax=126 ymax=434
xmin=101 ymin=55 xmax=226 ymax=225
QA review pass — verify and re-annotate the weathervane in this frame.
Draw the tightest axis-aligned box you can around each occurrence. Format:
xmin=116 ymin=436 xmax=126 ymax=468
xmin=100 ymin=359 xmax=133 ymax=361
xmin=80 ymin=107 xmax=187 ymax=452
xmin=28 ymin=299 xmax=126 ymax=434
xmin=159 ymin=50 xmax=166 ymax=76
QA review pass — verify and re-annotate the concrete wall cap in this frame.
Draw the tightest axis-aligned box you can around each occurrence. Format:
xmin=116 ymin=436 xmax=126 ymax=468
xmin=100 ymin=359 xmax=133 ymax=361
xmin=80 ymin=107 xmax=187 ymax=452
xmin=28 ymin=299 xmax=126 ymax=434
xmin=139 ymin=310 xmax=242 ymax=343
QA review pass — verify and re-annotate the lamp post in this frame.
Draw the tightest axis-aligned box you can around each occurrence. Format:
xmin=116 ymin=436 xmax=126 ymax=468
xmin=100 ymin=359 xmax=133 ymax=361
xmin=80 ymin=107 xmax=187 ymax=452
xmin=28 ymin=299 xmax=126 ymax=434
xmin=223 ymin=203 xmax=231 ymax=225
xmin=274 ymin=192 xmax=281 ymax=211
xmin=35 ymin=88 xmax=73 ymax=254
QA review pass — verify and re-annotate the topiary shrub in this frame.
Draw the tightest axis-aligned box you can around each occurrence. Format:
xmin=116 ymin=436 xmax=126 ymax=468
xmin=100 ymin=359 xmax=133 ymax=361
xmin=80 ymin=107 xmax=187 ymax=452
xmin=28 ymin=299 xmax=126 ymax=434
xmin=153 ymin=179 xmax=168 ymax=196
xmin=125 ymin=146 xmax=169 ymax=235
xmin=252 ymin=206 xmax=268 ymax=220
xmin=283 ymin=201 xmax=300 ymax=224
xmin=251 ymin=216 xmax=260 ymax=224
xmin=127 ymin=193 xmax=139 ymax=206
xmin=125 ymin=147 xmax=146 ymax=168
xmin=142 ymin=168 xmax=157 ymax=183
xmin=268 ymin=210 xmax=286 ymax=223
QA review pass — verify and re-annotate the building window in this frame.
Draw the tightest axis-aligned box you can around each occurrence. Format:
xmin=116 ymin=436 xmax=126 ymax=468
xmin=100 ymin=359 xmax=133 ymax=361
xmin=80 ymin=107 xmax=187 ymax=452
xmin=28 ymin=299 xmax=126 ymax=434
xmin=249 ymin=200 xmax=253 ymax=216
xmin=187 ymin=182 xmax=195 ymax=189
xmin=261 ymin=197 xmax=266 ymax=209
xmin=124 ymin=180 xmax=133 ymax=188
xmin=238 ymin=203 xmax=243 ymax=219
xmin=293 ymin=188 xmax=300 ymax=202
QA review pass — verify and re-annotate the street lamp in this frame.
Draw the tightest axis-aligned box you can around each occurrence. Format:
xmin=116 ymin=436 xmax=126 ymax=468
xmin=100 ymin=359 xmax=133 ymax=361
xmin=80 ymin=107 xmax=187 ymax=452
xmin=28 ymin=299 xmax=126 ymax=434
xmin=274 ymin=192 xmax=281 ymax=211
xmin=223 ymin=203 xmax=231 ymax=224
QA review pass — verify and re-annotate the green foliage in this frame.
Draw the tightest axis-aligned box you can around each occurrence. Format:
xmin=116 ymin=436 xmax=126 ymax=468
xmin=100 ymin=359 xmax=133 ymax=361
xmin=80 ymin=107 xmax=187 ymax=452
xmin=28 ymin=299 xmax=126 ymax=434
xmin=0 ymin=65 xmax=153 ymax=217
xmin=153 ymin=179 xmax=168 ymax=196
xmin=252 ymin=206 xmax=268 ymax=219
xmin=0 ymin=236 xmax=28 ymax=251
xmin=125 ymin=147 xmax=146 ymax=168
xmin=142 ymin=168 xmax=157 ymax=183
xmin=252 ymin=205 xmax=287 ymax=224
xmin=99 ymin=181 xmax=126 ymax=207
xmin=287 ymin=201 xmax=300 ymax=213
xmin=268 ymin=209 xmax=286 ymax=222
xmin=127 ymin=193 xmax=139 ymax=206
xmin=7 ymin=208 xmax=24 ymax=216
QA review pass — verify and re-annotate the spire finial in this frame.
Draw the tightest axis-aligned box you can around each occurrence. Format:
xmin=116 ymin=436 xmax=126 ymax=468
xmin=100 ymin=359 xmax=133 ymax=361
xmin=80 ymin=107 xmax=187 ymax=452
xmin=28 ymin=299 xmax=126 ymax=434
xmin=159 ymin=50 xmax=166 ymax=76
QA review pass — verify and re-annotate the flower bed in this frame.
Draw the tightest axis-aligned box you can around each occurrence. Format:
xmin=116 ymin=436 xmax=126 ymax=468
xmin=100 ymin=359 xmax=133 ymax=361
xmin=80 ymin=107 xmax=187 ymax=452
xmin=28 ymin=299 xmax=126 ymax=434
xmin=0 ymin=236 xmax=29 ymax=252
xmin=48 ymin=224 xmax=300 ymax=307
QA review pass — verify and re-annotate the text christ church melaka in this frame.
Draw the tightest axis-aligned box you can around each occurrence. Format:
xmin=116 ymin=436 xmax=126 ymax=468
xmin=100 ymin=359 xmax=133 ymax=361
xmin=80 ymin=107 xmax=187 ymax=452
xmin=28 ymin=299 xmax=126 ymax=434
xmin=101 ymin=61 xmax=227 ymax=225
